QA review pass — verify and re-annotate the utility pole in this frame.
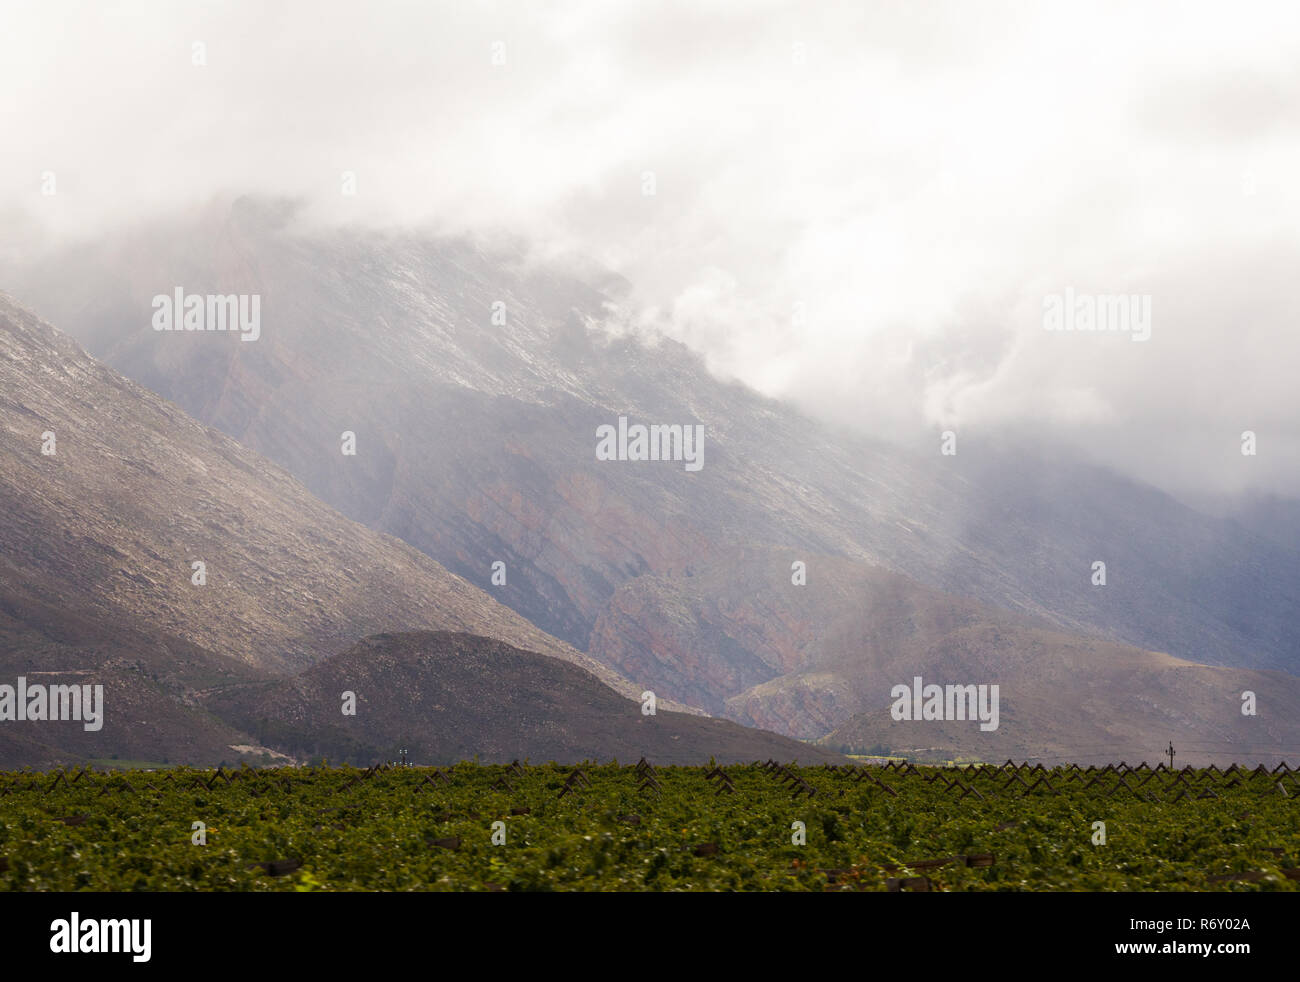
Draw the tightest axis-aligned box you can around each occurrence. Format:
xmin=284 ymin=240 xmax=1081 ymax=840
xmin=1167 ymin=741 xmax=1176 ymax=770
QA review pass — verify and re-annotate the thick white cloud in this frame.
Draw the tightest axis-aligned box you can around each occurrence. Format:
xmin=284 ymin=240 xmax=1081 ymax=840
xmin=3 ymin=0 xmax=1298 ymax=497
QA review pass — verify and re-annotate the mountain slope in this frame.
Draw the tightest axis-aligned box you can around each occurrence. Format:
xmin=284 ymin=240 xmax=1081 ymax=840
xmin=0 ymin=569 xmax=271 ymax=769
xmin=0 ymin=291 xmax=612 ymax=681
xmin=7 ymin=200 xmax=1298 ymax=749
xmin=588 ymin=546 xmax=1300 ymax=764
xmin=0 ymin=291 xmax=689 ymax=766
xmin=203 ymin=631 xmax=845 ymax=765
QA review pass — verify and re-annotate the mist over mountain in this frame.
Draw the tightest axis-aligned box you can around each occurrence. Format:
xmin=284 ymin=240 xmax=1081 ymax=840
xmin=8 ymin=202 xmax=1296 ymax=669
xmin=4 ymin=201 xmax=1297 ymax=764
xmin=592 ymin=546 xmax=1300 ymax=765
xmin=5 ymin=3 xmax=1299 ymax=508
xmin=2 ymin=2 xmax=1298 ymax=772
xmin=5 ymin=292 xmax=770 ymax=766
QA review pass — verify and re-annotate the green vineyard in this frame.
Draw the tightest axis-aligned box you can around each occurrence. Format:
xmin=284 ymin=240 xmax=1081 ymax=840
xmin=3 ymin=759 xmax=1299 ymax=891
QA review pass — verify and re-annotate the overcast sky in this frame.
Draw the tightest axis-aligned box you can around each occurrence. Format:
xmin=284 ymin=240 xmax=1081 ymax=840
xmin=3 ymin=0 xmax=1299 ymax=501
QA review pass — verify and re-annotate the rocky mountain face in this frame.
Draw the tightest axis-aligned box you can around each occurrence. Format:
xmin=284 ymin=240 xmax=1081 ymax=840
xmin=205 ymin=631 xmax=846 ymax=766
xmin=4 ymin=293 xmax=762 ymax=766
xmin=0 ymin=292 xmax=604 ymax=679
xmin=6 ymin=199 xmax=1299 ymax=757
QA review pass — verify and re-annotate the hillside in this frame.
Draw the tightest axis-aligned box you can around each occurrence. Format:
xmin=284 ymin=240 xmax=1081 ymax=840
xmin=202 ymin=631 xmax=845 ymax=765
xmin=589 ymin=546 xmax=1300 ymax=764
xmin=0 ymin=292 xmax=673 ymax=766
xmin=0 ymin=571 xmax=270 ymax=769
xmin=0 ymin=291 xmax=613 ymax=679
xmin=7 ymin=199 xmax=1296 ymax=726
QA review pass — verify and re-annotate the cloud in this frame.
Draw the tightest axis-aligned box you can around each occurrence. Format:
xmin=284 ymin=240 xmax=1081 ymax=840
xmin=3 ymin=0 xmax=1298 ymax=497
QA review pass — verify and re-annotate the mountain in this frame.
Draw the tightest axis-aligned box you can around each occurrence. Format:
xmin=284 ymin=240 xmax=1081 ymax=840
xmin=2 ymin=291 xmax=707 ymax=766
xmin=204 ymin=631 xmax=846 ymax=766
xmin=0 ymin=291 xmax=606 ymax=678
xmin=590 ymin=546 xmax=1300 ymax=764
xmin=820 ymin=637 xmax=1300 ymax=769
xmin=1199 ymin=490 xmax=1300 ymax=549
xmin=6 ymin=198 xmax=1299 ymax=751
